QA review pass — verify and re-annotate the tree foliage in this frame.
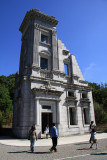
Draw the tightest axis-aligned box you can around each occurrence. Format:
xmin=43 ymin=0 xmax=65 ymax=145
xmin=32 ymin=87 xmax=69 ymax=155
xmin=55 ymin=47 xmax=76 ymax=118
xmin=0 ymin=74 xmax=15 ymax=127
xmin=89 ymin=82 xmax=107 ymax=124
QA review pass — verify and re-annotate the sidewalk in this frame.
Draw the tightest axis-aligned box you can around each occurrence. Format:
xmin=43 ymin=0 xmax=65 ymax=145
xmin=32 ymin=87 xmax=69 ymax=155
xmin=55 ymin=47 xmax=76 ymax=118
xmin=0 ymin=133 xmax=107 ymax=147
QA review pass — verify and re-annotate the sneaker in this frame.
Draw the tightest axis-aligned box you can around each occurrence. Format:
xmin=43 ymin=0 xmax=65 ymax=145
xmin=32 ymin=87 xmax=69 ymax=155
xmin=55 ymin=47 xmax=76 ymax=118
xmin=49 ymin=149 xmax=53 ymax=153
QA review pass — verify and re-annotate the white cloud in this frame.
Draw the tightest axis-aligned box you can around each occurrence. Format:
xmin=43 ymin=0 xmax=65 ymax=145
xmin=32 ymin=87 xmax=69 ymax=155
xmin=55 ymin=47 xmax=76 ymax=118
xmin=83 ymin=63 xmax=95 ymax=81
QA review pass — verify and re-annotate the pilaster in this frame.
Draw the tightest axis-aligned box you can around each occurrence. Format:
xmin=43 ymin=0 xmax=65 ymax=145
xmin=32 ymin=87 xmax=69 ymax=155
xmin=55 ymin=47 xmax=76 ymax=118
xmin=52 ymin=30 xmax=58 ymax=70
xmin=33 ymin=24 xmax=40 ymax=67
xmin=56 ymin=101 xmax=61 ymax=124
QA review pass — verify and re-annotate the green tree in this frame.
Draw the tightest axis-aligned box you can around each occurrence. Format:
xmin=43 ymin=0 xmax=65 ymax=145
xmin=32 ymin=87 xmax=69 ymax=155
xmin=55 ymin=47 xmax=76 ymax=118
xmin=94 ymin=101 xmax=107 ymax=124
xmin=7 ymin=74 xmax=15 ymax=102
xmin=0 ymin=74 xmax=15 ymax=103
xmin=88 ymin=82 xmax=102 ymax=103
xmin=89 ymin=82 xmax=107 ymax=124
xmin=0 ymin=82 xmax=13 ymax=127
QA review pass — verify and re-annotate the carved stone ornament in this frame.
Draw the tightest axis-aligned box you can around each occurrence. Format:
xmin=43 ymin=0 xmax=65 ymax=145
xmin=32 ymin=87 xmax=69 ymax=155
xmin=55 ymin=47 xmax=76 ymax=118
xmin=34 ymin=23 xmax=40 ymax=30
xmin=40 ymin=81 xmax=56 ymax=90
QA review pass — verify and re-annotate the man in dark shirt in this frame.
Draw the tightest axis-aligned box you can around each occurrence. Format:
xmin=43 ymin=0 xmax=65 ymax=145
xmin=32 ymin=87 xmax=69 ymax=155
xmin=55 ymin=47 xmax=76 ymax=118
xmin=49 ymin=123 xmax=58 ymax=152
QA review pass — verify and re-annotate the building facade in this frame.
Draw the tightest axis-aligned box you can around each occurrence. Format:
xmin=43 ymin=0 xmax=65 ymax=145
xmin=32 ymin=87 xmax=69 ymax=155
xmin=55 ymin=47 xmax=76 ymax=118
xmin=13 ymin=9 xmax=95 ymax=138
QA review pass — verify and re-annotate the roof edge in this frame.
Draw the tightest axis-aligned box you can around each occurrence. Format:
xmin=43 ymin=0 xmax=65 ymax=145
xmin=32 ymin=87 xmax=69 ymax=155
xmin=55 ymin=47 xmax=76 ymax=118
xmin=19 ymin=9 xmax=58 ymax=33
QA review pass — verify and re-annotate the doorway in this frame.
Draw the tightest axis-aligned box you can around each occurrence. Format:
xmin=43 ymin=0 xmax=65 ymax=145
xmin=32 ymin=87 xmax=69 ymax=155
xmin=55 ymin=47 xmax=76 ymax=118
xmin=42 ymin=113 xmax=52 ymax=133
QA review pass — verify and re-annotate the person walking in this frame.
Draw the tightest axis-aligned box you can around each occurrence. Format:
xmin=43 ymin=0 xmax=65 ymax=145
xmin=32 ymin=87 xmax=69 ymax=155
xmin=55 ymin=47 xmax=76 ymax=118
xmin=89 ymin=121 xmax=96 ymax=143
xmin=49 ymin=123 xmax=58 ymax=152
xmin=90 ymin=127 xmax=98 ymax=149
xmin=28 ymin=125 xmax=37 ymax=153
xmin=45 ymin=124 xmax=49 ymax=139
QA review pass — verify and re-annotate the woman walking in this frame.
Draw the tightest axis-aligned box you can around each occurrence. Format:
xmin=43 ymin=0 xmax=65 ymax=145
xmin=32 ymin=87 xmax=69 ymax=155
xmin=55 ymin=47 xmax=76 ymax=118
xmin=28 ymin=125 xmax=37 ymax=153
xmin=45 ymin=125 xmax=49 ymax=139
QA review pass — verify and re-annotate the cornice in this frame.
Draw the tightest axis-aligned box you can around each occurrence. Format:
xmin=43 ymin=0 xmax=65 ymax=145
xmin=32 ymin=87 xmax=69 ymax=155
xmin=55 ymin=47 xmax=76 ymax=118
xmin=32 ymin=87 xmax=63 ymax=96
xmin=19 ymin=9 xmax=58 ymax=33
xmin=16 ymin=74 xmax=92 ymax=92
xmin=80 ymin=98 xmax=91 ymax=104
xmin=79 ymin=80 xmax=88 ymax=84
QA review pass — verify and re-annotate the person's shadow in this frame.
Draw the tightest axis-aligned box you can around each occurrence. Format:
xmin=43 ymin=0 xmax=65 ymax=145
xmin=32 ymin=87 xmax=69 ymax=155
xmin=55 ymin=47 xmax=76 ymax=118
xmin=8 ymin=151 xmax=50 ymax=154
xmin=77 ymin=148 xmax=90 ymax=150
xmin=91 ymin=153 xmax=107 ymax=155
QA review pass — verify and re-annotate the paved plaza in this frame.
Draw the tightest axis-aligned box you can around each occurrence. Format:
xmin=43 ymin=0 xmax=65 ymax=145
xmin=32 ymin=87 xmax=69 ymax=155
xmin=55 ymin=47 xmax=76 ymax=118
xmin=0 ymin=133 xmax=107 ymax=160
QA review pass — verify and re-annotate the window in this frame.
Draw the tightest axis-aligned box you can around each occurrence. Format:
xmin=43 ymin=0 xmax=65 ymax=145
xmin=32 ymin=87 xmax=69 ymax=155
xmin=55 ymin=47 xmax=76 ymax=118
xmin=83 ymin=108 xmax=89 ymax=124
xmin=68 ymin=91 xmax=74 ymax=97
xmin=82 ymin=93 xmax=87 ymax=98
xmin=41 ymin=34 xmax=48 ymax=43
xmin=42 ymin=105 xmax=51 ymax=110
xmin=64 ymin=64 xmax=69 ymax=75
xmin=40 ymin=58 xmax=48 ymax=70
xmin=69 ymin=108 xmax=76 ymax=125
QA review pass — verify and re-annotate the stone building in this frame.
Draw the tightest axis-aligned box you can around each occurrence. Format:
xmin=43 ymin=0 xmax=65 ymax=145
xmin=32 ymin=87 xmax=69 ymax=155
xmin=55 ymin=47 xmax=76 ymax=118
xmin=13 ymin=9 xmax=95 ymax=138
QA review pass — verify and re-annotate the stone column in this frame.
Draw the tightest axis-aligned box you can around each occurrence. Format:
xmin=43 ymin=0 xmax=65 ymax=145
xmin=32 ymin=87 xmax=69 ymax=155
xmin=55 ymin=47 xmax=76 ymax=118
xmin=56 ymin=101 xmax=61 ymax=124
xmin=75 ymin=101 xmax=78 ymax=125
xmin=32 ymin=24 xmax=39 ymax=67
xmin=52 ymin=30 xmax=58 ymax=70
xmin=67 ymin=105 xmax=70 ymax=128
xmin=88 ymin=91 xmax=95 ymax=122
xmin=34 ymin=98 xmax=40 ymax=125
xmin=81 ymin=105 xmax=84 ymax=127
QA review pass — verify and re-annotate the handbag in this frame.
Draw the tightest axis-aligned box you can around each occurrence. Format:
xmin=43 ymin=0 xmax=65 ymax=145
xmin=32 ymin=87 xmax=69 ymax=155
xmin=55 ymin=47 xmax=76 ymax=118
xmin=28 ymin=130 xmax=32 ymax=140
xmin=28 ymin=135 xmax=30 ymax=140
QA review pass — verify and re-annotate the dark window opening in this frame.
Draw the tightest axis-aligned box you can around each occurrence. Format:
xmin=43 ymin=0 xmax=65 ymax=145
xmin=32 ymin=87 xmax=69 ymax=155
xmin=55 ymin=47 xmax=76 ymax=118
xmin=69 ymin=108 xmax=76 ymax=125
xmin=68 ymin=91 xmax=74 ymax=97
xmin=42 ymin=105 xmax=51 ymax=110
xmin=82 ymin=93 xmax=87 ymax=98
xmin=40 ymin=58 xmax=48 ymax=70
xmin=41 ymin=34 xmax=48 ymax=43
xmin=83 ymin=108 xmax=89 ymax=124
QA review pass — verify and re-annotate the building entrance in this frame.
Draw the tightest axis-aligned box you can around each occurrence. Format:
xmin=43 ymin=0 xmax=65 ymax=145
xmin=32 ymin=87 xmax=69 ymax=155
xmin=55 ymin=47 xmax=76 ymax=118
xmin=42 ymin=113 xmax=52 ymax=133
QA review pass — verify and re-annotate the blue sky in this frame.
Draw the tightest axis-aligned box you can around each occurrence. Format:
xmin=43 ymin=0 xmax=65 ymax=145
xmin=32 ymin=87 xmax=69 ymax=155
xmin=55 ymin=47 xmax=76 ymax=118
xmin=0 ymin=0 xmax=107 ymax=84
